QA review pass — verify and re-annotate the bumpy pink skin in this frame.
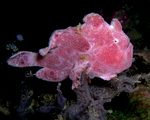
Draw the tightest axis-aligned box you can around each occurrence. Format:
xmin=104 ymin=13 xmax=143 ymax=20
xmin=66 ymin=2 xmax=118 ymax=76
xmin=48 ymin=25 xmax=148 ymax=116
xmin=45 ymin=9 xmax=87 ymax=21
xmin=7 ymin=13 xmax=133 ymax=89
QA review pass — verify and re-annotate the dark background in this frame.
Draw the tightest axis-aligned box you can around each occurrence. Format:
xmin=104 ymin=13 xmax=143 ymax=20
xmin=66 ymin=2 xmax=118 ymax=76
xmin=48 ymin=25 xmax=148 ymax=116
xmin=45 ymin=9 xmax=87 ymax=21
xmin=1 ymin=0 xmax=150 ymax=119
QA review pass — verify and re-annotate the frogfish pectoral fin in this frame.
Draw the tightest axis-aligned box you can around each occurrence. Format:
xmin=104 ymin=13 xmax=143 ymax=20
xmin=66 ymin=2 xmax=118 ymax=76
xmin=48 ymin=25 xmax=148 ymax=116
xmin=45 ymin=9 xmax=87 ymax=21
xmin=36 ymin=67 xmax=69 ymax=82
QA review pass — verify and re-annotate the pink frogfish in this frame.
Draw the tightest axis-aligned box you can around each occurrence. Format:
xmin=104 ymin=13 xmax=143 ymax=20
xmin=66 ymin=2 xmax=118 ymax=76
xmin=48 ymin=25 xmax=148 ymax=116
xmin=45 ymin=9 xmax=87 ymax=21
xmin=7 ymin=13 xmax=133 ymax=89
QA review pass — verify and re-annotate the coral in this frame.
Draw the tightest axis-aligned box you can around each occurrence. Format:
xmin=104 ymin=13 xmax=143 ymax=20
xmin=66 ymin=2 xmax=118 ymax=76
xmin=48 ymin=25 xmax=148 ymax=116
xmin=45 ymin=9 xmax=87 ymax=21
xmin=112 ymin=9 xmax=128 ymax=25
xmin=38 ymin=83 xmax=66 ymax=113
xmin=127 ymin=84 xmax=150 ymax=119
xmin=0 ymin=105 xmax=10 ymax=115
xmin=100 ymin=6 xmax=129 ymax=25
xmin=134 ymin=49 xmax=150 ymax=64
xmin=17 ymin=88 xmax=34 ymax=119
xmin=107 ymin=84 xmax=150 ymax=120
xmin=7 ymin=13 xmax=133 ymax=89
xmin=62 ymin=65 xmax=138 ymax=120
xmin=141 ymin=73 xmax=150 ymax=93
xmin=16 ymin=83 xmax=66 ymax=119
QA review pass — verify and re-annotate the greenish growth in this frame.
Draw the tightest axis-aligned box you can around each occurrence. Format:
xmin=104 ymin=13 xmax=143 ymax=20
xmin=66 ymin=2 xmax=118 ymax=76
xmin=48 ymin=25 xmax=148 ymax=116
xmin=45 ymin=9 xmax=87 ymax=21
xmin=106 ymin=110 xmax=140 ymax=120
xmin=106 ymin=84 xmax=150 ymax=120
xmin=116 ymin=10 xmax=124 ymax=19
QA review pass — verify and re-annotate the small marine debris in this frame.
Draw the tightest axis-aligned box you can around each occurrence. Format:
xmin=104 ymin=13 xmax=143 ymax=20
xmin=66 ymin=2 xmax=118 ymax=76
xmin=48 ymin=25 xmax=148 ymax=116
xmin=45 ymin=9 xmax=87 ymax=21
xmin=6 ymin=43 xmax=18 ymax=52
xmin=16 ymin=34 xmax=24 ymax=41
